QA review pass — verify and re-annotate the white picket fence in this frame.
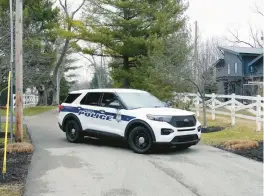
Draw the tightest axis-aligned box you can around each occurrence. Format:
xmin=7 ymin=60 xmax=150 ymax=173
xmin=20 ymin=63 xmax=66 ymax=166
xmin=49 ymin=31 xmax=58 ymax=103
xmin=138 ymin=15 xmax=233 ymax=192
xmin=12 ymin=94 xmax=38 ymax=109
xmin=174 ymin=93 xmax=264 ymax=131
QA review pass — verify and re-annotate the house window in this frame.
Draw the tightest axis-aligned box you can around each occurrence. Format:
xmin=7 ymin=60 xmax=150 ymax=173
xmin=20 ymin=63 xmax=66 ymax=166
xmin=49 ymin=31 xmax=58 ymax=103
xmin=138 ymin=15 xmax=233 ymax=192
xmin=234 ymin=62 xmax=238 ymax=73
xmin=228 ymin=64 xmax=230 ymax=74
xmin=250 ymin=66 xmax=254 ymax=73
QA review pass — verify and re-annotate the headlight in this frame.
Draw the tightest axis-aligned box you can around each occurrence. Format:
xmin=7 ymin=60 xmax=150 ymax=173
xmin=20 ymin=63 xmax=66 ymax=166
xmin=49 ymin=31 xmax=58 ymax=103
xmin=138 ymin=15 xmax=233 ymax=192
xmin=197 ymin=126 xmax=202 ymax=132
xmin=146 ymin=114 xmax=172 ymax=122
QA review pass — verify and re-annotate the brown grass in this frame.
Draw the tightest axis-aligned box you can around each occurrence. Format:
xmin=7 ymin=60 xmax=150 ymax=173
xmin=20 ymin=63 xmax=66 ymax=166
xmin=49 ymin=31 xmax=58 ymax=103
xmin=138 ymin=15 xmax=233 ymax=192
xmin=5 ymin=142 xmax=34 ymax=153
xmin=0 ymin=184 xmax=22 ymax=196
xmin=223 ymin=140 xmax=259 ymax=151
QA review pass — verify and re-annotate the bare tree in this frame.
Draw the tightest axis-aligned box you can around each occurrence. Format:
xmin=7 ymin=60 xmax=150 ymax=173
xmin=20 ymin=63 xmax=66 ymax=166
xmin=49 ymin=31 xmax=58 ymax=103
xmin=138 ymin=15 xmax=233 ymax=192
xmin=228 ymin=3 xmax=264 ymax=48
xmin=78 ymin=52 xmax=111 ymax=89
xmin=70 ymin=80 xmax=90 ymax=91
xmin=51 ymin=0 xmax=86 ymax=105
xmin=151 ymin=35 xmax=224 ymax=127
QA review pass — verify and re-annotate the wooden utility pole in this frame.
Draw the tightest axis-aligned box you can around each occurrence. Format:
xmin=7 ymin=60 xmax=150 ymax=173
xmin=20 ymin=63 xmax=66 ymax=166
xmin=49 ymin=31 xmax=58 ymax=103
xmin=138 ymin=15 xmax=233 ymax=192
xmin=194 ymin=21 xmax=198 ymax=84
xmin=9 ymin=0 xmax=14 ymax=143
xmin=15 ymin=0 xmax=23 ymax=142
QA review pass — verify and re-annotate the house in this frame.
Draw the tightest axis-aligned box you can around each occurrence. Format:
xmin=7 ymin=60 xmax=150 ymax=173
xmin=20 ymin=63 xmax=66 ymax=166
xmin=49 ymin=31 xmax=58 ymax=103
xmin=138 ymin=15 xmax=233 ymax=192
xmin=214 ymin=46 xmax=263 ymax=96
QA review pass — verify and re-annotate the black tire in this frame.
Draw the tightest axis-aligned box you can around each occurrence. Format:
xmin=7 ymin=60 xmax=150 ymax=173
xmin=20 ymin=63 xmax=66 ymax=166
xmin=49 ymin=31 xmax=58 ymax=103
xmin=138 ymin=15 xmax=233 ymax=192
xmin=176 ymin=144 xmax=192 ymax=150
xmin=128 ymin=126 xmax=153 ymax=154
xmin=65 ymin=120 xmax=84 ymax=143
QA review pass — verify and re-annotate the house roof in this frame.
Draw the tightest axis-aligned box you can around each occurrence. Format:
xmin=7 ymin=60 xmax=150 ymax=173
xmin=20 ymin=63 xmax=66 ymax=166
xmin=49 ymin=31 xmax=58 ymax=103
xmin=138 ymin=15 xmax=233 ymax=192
xmin=218 ymin=46 xmax=263 ymax=55
xmin=248 ymin=54 xmax=263 ymax=67
xmin=212 ymin=58 xmax=225 ymax=67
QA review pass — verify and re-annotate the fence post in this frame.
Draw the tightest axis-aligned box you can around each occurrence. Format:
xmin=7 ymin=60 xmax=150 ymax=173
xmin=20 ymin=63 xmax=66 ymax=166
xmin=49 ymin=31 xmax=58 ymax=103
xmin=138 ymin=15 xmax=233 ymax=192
xmin=196 ymin=92 xmax=200 ymax=117
xmin=183 ymin=94 xmax=187 ymax=110
xmin=12 ymin=94 xmax=15 ymax=111
xmin=231 ymin=93 xmax=236 ymax=126
xmin=211 ymin=93 xmax=216 ymax=120
xmin=35 ymin=95 xmax=38 ymax=105
xmin=256 ymin=95 xmax=262 ymax=132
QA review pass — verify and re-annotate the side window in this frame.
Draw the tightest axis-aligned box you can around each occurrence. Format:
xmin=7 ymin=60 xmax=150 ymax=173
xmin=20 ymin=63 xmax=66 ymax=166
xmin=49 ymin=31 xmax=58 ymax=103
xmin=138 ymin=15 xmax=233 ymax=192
xmin=250 ymin=66 xmax=254 ymax=73
xmin=64 ymin=93 xmax=81 ymax=103
xmin=101 ymin=93 xmax=122 ymax=109
xmin=80 ymin=93 xmax=101 ymax=106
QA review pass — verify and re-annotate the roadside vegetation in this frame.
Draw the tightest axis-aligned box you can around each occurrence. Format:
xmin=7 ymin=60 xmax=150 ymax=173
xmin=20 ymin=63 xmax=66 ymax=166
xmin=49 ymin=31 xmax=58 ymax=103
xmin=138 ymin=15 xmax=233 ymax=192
xmin=199 ymin=114 xmax=263 ymax=144
xmin=199 ymin=114 xmax=263 ymax=162
xmin=0 ymin=106 xmax=56 ymax=117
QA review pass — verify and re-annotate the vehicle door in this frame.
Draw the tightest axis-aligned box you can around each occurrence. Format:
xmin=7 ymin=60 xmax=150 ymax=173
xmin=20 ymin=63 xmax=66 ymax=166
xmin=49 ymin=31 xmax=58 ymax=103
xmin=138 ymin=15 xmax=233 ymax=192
xmin=77 ymin=92 xmax=103 ymax=131
xmin=98 ymin=92 xmax=126 ymax=136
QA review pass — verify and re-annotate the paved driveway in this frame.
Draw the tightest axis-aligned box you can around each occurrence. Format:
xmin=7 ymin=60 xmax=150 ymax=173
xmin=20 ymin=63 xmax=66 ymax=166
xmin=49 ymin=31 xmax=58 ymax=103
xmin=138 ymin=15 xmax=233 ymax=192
xmin=24 ymin=110 xmax=263 ymax=196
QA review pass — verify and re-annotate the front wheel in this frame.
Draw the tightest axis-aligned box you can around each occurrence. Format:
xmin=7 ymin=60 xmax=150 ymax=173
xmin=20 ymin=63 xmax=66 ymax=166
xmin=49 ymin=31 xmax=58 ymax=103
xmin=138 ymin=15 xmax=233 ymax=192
xmin=65 ymin=120 xmax=83 ymax=143
xmin=128 ymin=126 xmax=153 ymax=154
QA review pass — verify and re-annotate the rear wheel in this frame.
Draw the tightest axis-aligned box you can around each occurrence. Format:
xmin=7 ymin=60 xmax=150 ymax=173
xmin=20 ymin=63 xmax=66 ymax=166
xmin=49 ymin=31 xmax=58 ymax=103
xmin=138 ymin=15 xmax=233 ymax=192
xmin=65 ymin=120 xmax=83 ymax=143
xmin=128 ymin=126 xmax=153 ymax=154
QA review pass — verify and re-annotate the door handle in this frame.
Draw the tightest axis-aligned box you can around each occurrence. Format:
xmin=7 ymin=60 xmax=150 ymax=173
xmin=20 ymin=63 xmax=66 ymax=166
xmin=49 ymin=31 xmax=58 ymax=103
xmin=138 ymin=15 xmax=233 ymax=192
xmin=99 ymin=110 xmax=105 ymax=113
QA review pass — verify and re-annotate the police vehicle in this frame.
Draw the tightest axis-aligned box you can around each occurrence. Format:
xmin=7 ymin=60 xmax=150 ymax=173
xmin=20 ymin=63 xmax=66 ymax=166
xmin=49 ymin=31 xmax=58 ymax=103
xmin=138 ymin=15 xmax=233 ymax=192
xmin=58 ymin=89 xmax=202 ymax=154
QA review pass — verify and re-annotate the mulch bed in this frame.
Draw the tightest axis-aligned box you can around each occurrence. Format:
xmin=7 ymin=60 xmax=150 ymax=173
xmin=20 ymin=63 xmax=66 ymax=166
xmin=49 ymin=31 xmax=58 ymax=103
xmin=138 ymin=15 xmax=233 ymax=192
xmin=0 ymin=125 xmax=33 ymax=196
xmin=0 ymin=152 xmax=33 ymax=184
xmin=201 ymin=126 xmax=225 ymax=133
xmin=202 ymin=126 xmax=263 ymax=162
xmin=215 ymin=142 xmax=263 ymax=162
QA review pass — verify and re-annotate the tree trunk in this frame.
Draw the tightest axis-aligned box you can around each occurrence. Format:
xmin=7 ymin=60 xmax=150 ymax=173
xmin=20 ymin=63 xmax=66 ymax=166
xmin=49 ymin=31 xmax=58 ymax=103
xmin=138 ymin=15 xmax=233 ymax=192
xmin=95 ymin=67 xmax=102 ymax=88
xmin=37 ymin=85 xmax=47 ymax=106
xmin=123 ymin=56 xmax=130 ymax=88
xmin=202 ymin=96 xmax=207 ymax=128
xmin=52 ymin=86 xmax=58 ymax=105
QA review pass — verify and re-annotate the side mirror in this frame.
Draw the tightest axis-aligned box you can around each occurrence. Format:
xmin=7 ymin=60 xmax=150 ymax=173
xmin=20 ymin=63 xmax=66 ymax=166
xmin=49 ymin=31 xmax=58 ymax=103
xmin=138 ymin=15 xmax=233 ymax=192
xmin=116 ymin=105 xmax=123 ymax=110
xmin=109 ymin=101 xmax=123 ymax=110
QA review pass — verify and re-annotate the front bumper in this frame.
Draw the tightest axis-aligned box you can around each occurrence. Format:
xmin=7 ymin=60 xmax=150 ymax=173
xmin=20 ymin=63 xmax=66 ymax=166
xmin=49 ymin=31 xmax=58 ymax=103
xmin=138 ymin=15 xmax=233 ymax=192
xmin=148 ymin=120 xmax=202 ymax=144
xmin=170 ymin=134 xmax=200 ymax=145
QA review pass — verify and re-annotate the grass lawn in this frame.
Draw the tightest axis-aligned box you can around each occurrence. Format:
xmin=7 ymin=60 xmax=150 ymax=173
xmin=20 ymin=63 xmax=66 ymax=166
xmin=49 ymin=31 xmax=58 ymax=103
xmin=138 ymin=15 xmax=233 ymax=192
xmin=199 ymin=114 xmax=263 ymax=145
xmin=0 ymin=124 xmax=29 ymax=144
xmin=0 ymin=106 xmax=56 ymax=117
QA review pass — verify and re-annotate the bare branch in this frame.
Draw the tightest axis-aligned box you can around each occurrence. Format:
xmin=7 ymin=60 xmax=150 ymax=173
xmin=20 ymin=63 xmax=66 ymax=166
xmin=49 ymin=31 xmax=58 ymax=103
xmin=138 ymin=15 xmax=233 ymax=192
xmin=228 ymin=29 xmax=255 ymax=47
xmin=248 ymin=24 xmax=263 ymax=47
xmin=78 ymin=53 xmax=94 ymax=65
xmin=255 ymin=3 xmax=264 ymax=17
xmin=59 ymin=0 xmax=68 ymax=16
xmin=71 ymin=0 xmax=86 ymax=18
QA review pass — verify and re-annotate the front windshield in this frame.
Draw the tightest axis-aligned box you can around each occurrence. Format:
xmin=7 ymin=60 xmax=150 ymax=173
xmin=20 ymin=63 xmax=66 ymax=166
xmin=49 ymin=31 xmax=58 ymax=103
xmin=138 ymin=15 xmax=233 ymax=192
xmin=117 ymin=92 xmax=165 ymax=109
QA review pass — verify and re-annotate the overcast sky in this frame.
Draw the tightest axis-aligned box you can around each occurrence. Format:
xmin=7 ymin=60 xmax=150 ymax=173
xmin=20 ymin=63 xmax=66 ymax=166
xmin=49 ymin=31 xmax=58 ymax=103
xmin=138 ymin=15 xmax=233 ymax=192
xmin=186 ymin=0 xmax=263 ymax=41
xmin=65 ymin=0 xmax=264 ymax=82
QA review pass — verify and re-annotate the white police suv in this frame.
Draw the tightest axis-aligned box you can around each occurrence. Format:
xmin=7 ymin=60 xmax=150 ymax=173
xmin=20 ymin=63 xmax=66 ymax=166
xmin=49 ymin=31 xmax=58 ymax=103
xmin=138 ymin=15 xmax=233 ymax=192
xmin=58 ymin=89 xmax=201 ymax=154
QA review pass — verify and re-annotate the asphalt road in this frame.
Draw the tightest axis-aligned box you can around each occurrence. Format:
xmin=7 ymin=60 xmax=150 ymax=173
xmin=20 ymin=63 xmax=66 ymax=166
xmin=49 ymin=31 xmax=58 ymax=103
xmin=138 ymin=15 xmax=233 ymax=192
xmin=24 ymin=110 xmax=263 ymax=196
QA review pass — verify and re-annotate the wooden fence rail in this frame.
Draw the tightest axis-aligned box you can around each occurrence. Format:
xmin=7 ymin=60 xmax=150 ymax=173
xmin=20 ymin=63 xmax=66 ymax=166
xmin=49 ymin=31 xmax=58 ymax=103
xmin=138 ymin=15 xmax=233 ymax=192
xmin=174 ymin=93 xmax=264 ymax=131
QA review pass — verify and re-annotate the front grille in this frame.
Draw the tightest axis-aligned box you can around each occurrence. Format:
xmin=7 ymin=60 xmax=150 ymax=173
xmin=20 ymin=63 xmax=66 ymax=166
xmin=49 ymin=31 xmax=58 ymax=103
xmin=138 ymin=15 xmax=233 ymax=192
xmin=169 ymin=115 xmax=196 ymax=128
xmin=177 ymin=128 xmax=195 ymax=132
xmin=171 ymin=134 xmax=198 ymax=144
